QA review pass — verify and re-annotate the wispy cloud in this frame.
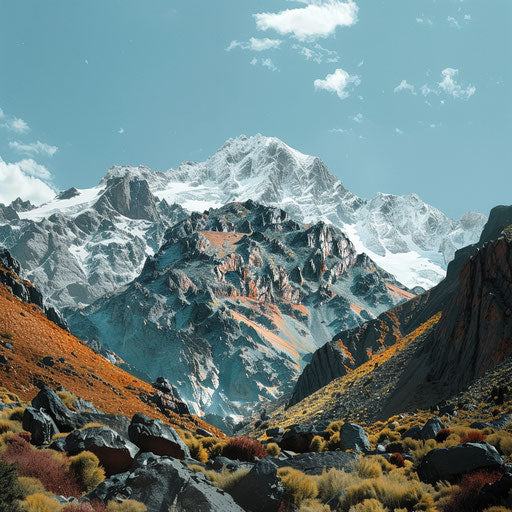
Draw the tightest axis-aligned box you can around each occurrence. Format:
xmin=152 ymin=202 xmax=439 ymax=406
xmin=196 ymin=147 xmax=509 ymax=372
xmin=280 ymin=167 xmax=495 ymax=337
xmin=395 ymin=128 xmax=404 ymax=135
xmin=9 ymin=140 xmax=58 ymax=157
xmin=250 ymin=57 xmax=279 ymax=72
xmin=394 ymin=79 xmax=416 ymax=95
xmin=2 ymin=117 xmax=30 ymax=134
xmin=292 ymin=43 xmax=338 ymax=64
xmin=447 ymin=16 xmax=460 ymax=29
xmin=314 ymin=68 xmax=360 ymax=100
xmin=118 ymin=127 xmax=125 ymax=134
xmin=226 ymin=37 xmax=282 ymax=52
xmin=352 ymin=113 xmax=363 ymax=123
xmin=438 ymin=68 xmax=476 ymax=99
xmin=255 ymin=0 xmax=358 ymax=41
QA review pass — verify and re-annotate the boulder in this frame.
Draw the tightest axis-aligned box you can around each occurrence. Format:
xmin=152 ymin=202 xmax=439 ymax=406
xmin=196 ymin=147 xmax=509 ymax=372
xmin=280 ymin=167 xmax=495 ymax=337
xmin=207 ymin=456 xmax=253 ymax=472
xmin=489 ymin=414 xmax=512 ymax=430
xmin=339 ymin=422 xmax=371 ymax=453
xmin=64 ymin=426 xmax=139 ymax=475
xmin=81 ymin=411 xmax=131 ymax=439
xmin=266 ymin=427 xmax=284 ymax=438
xmin=279 ymin=426 xmax=316 ymax=453
xmin=402 ymin=425 xmax=423 ymax=440
xmin=128 ymin=413 xmax=190 ymax=459
xmin=417 ymin=442 xmax=504 ymax=483
xmin=85 ymin=453 xmax=245 ymax=512
xmin=421 ymin=417 xmax=446 ymax=440
xmin=273 ymin=450 xmax=359 ymax=475
xmin=196 ymin=427 xmax=214 ymax=438
xmin=229 ymin=459 xmax=283 ymax=512
xmin=22 ymin=407 xmax=59 ymax=445
xmin=31 ymin=385 xmax=84 ymax=432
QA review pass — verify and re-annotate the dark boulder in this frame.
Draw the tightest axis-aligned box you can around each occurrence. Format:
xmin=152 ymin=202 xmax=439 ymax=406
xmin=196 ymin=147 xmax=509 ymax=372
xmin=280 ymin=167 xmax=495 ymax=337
xmin=266 ymin=427 xmax=284 ymax=438
xmin=338 ymin=422 xmax=371 ymax=453
xmin=207 ymin=456 xmax=253 ymax=472
xmin=273 ymin=450 xmax=359 ymax=475
xmin=401 ymin=425 xmax=424 ymax=440
xmin=22 ymin=407 xmax=59 ymax=445
xmin=196 ymin=427 xmax=214 ymax=438
xmin=128 ymin=413 xmax=190 ymax=459
xmin=64 ymin=426 xmax=139 ymax=476
xmin=80 ymin=411 xmax=131 ymax=439
xmin=85 ymin=453 xmax=245 ymax=512
xmin=229 ymin=459 xmax=283 ymax=512
xmin=489 ymin=414 xmax=512 ymax=430
xmin=421 ymin=417 xmax=446 ymax=440
xmin=279 ymin=426 xmax=316 ymax=452
xmin=417 ymin=442 xmax=504 ymax=483
xmin=31 ymin=385 xmax=84 ymax=432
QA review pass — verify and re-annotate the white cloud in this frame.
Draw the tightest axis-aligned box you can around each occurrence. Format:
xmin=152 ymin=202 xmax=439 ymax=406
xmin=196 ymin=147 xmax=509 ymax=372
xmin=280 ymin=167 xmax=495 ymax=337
xmin=447 ymin=16 xmax=460 ymax=29
xmin=0 ymin=156 xmax=55 ymax=205
xmin=329 ymin=127 xmax=351 ymax=134
xmin=0 ymin=107 xmax=4 ymax=119
xmin=394 ymin=79 xmax=416 ymax=95
xmin=226 ymin=37 xmax=282 ymax=52
xmin=416 ymin=16 xmax=433 ymax=25
xmin=352 ymin=113 xmax=363 ymax=123
xmin=2 ymin=116 xmax=30 ymax=134
xmin=9 ymin=140 xmax=58 ymax=157
xmin=292 ymin=43 xmax=338 ymax=63
xmin=464 ymin=14 xmax=471 ymax=20
xmin=395 ymin=128 xmax=404 ymax=135
xmin=118 ymin=127 xmax=125 ymax=134
xmin=314 ymin=68 xmax=360 ymax=99
xmin=255 ymin=0 xmax=358 ymax=41
xmin=357 ymin=60 xmax=364 ymax=67
xmin=250 ymin=57 xmax=278 ymax=71
xmin=438 ymin=68 xmax=476 ymax=99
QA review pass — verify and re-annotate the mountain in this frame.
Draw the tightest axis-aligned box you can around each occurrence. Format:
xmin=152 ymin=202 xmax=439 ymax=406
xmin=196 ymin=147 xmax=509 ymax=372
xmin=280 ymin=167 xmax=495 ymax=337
xmin=0 ymin=248 xmax=220 ymax=435
xmin=0 ymin=135 xmax=485 ymax=311
xmin=286 ymin=205 xmax=512 ymax=421
xmin=66 ymin=200 xmax=412 ymax=429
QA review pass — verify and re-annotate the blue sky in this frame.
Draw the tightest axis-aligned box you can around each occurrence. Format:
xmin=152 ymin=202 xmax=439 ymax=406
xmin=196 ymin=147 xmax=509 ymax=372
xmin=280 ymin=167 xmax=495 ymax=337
xmin=0 ymin=0 xmax=510 ymax=218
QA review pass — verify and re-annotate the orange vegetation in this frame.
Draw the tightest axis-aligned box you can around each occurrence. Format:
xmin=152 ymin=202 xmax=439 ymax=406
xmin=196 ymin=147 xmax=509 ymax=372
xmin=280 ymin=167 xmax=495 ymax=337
xmin=385 ymin=283 xmax=416 ymax=301
xmin=0 ymin=280 xmax=223 ymax=436
xmin=350 ymin=303 xmax=363 ymax=314
xmin=199 ymin=231 xmax=245 ymax=257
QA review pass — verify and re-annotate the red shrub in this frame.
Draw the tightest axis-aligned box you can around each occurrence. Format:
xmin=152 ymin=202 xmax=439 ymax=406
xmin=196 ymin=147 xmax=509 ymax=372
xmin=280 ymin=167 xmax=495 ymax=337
xmin=1 ymin=434 xmax=81 ymax=496
xmin=18 ymin=432 xmax=32 ymax=443
xmin=492 ymin=408 xmax=501 ymax=417
xmin=435 ymin=428 xmax=452 ymax=443
xmin=61 ymin=502 xmax=106 ymax=512
xmin=389 ymin=452 xmax=405 ymax=468
xmin=460 ymin=430 xmax=486 ymax=444
xmin=222 ymin=436 xmax=267 ymax=462
xmin=444 ymin=470 xmax=502 ymax=512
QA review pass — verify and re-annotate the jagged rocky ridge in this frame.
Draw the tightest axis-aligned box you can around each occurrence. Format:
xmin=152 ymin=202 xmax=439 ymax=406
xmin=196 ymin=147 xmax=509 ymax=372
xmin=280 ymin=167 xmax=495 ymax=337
xmin=0 ymin=135 xmax=485 ymax=312
xmin=289 ymin=205 xmax=512 ymax=416
xmin=66 ymin=200 xmax=413 ymax=428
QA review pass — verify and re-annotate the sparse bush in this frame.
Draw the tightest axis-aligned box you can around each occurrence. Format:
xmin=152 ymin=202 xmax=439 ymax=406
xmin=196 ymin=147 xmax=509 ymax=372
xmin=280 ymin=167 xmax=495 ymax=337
xmin=8 ymin=408 xmax=26 ymax=422
xmin=298 ymin=501 xmax=331 ymax=512
xmin=315 ymin=468 xmax=359 ymax=503
xmin=355 ymin=458 xmax=382 ymax=479
xmin=444 ymin=470 xmax=502 ymax=512
xmin=266 ymin=442 xmax=281 ymax=457
xmin=222 ymin=436 xmax=267 ymax=462
xmin=106 ymin=500 xmax=147 ymax=512
xmin=278 ymin=467 xmax=318 ymax=506
xmin=326 ymin=431 xmax=340 ymax=451
xmin=0 ymin=460 xmax=23 ymax=512
xmin=348 ymin=499 xmax=386 ymax=512
xmin=309 ymin=436 xmax=326 ymax=453
xmin=459 ymin=431 xmax=486 ymax=444
xmin=22 ymin=493 xmax=61 ymax=512
xmin=184 ymin=436 xmax=208 ymax=463
xmin=69 ymin=451 xmax=105 ymax=491
xmin=0 ymin=419 xmax=15 ymax=434
xmin=206 ymin=467 xmax=251 ymax=492
xmin=1 ymin=434 xmax=81 ymax=496
xmin=482 ymin=507 xmax=512 ymax=512
xmin=377 ymin=428 xmax=400 ymax=443
xmin=18 ymin=432 xmax=32 ymax=443
xmin=435 ymin=428 xmax=452 ymax=443
xmin=389 ymin=452 xmax=405 ymax=468
xmin=57 ymin=391 xmax=77 ymax=411
xmin=486 ymin=432 xmax=512 ymax=456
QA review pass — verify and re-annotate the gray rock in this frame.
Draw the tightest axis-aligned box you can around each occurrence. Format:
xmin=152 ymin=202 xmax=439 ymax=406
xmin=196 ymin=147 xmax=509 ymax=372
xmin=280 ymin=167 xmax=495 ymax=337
xmin=266 ymin=427 xmax=284 ymax=438
xmin=207 ymin=456 xmax=253 ymax=472
xmin=229 ymin=459 xmax=283 ymax=512
xmin=279 ymin=426 xmax=316 ymax=453
xmin=401 ymin=425 xmax=423 ymax=440
xmin=417 ymin=442 xmax=504 ymax=483
xmin=80 ymin=411 xmax=131 ymax=439
xmin=273 ymin=450 xmax=359 ymax=475
xmin=421 ymin=417 xmax=446 ymax=440
xmin=489 ymin=414 xmax=512 ymax=430
xmin=32 ymin=385 xmax=84 ymax=432
xmin=128 ymin=413 xmax=190 ymax=459
xmin=339 ymin=422 xmax=371 ymax=453
xmin=196 ymin=427 xmax=214 ymax=438
xmin=49 ymin=436 xmax=67 ymax=451
xmin=85 ymin=453 xmax=245 ymax=512
xmin=22 ymin=406 xmax=59 ymax=445
xmin=64 ymin=426 xmax=139 ymax=476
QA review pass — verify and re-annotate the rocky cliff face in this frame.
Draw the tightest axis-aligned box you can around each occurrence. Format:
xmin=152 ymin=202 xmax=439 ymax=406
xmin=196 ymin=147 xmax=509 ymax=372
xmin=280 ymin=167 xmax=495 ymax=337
xmin=291 ymin=205 xmax=512 ymax=411
xmin=67 ymin=201 xmax=412 ymax=426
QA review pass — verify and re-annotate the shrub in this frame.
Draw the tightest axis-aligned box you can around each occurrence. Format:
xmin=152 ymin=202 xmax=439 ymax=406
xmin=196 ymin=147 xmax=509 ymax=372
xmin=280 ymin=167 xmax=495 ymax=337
xmin=298 ymin=501 xmax=331 ymax=512
xmin=206 ymin=467 xmax=251 ymax=492
xmin=348 ymin=499 xmax=386 ymax=512
xmin=18 ymin=432 xmax=32 ymax=443
xmin=355 ymin=458 xmax=382 ymax=479
xmin=22 ymin=494 xmax=61 ymax=512
xmin=278 ymin=467 xmax=318 ymax=506
xmin=435 ymin=428 xmax=452 ymax=443
xmin=486 ymin=432 xmax=512 ymax=456
xmin=315 ymin=468 xmax=359 ymax=503
xmin=385 ymin=441 xmax=404 ymax=453
xmin=460 ymin=431 xmax=486 ymax=444
xmin=492 ymin=408 xmax=502 ymax=417
xmin=309 ymin=436 xmax=326 ymax=453
xmin=8 ymin=408 xmax=26 ymax=422
xmin=377 ymin=428 xmax=400 ymax=443
xmin=482 ymin=508 xmax=512 ymax=512
xmin=106 ymin=500 xmax=147 ymax=512
xmin=184 ymin=436 xmax=208 ymax=463
xmin=1 ymin=434 xmax=81 ymax=496
xmin=0 ymin=460 xmax=23 ymax=512
xmin=61 ymin=502 xmax=106 ymax=512
xmin=222 ymin=436 xmax=267 ymax=462
xmin=0 ymin=419 xmax=15 ymax=434
xmin=57 ymin=391 xmax=77 ymax=411
xmin=18 ymin=476 xmax=46 ymax=497
xmin=444 ymin=470 xmax=502 ymax=512
xmin=389 ymin=453 xmax=405 ymax=468
xmin=266 ymin=442 xmax=281 ymax=457
xmin=0 ymin=332 xmax=13 ymax=340
xmin=326 ymin=431 xmax=340 ymax=451
xmin=69 ymin=451 xmax=105 ymax=491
